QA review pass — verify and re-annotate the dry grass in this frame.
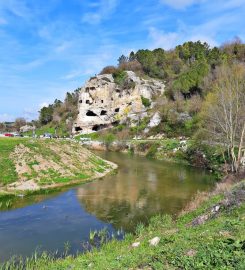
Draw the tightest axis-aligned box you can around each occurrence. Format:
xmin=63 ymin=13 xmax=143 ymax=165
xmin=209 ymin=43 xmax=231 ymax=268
xmin=179 ymin=178 xmax=234 ymax=216
xmin=180 ymin=190 xmax=210 ymax=216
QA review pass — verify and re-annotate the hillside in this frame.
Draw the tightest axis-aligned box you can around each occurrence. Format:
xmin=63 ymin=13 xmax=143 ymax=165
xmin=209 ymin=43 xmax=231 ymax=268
xmin=16 ymin=39 xmax=243 ymax=143
xmin=0 ymin=138 xmax=116 ymax=195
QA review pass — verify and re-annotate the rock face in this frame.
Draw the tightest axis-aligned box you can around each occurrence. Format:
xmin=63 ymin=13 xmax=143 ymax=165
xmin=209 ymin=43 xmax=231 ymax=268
xmin=73 ymin=71 xmax=164 ymax=134
xmin=20 ymin=125 xmax=35 ymax=133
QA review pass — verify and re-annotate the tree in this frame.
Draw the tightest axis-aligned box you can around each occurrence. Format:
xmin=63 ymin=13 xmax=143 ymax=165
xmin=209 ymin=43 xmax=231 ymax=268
xmin=39 ymin=105 xmax=53 ymax=125
xmin=14 ymin=117 xmax=26 ymax=131
xmin=118 ymin=55 xmax=128 ymax=65
xmin=201 ymin=64 xmax=245 ymax=172
xmin=0 ymin=122 xmax=6 ymax=132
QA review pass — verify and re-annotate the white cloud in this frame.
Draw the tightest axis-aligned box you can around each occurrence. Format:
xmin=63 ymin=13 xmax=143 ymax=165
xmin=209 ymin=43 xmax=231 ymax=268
xmin=0 ymin=113 xmax=15 ymax=122
xmin=39 ymin=102 xmax=49 ymax=109
xmin=149 ymin=27 xmax=180 ymax=50
xmin=149 ymin=26 xmax=218 ymax=49
xmin=160 ymin=0 xmax=204 ymax=9
xmin=0 ymin=0 xmax=30 ymax=19
xmin=22 ymin=108 xmax=38 ymax=121
xmin=82 ymin=0 xmax=119 ymax=25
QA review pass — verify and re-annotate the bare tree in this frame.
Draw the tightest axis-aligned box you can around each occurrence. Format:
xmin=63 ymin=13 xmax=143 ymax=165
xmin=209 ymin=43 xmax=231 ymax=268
xmin=202 ymin=64 xmax=245 ymax=172
xmin=14 ymin=117 xmax=26 ymax=132
xmin=0 ymin=122 xmax=6 ymax=132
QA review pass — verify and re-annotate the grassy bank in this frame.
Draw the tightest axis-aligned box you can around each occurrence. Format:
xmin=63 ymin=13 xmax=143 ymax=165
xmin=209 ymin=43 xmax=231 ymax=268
xmin=0 ymin=138 xmax=116 ymax=197
xmin=1 ymin=179 xmax=244 ymax=269
xmin=82 ymin=138 xmax=226 ymax=178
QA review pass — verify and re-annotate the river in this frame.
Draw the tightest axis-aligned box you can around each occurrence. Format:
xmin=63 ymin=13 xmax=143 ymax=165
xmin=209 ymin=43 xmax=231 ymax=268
xmin=0 ymin=151 xmax=215 ymax=262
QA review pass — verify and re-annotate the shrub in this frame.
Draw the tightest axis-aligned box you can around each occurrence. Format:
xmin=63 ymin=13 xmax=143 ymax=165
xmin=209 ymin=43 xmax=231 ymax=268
xmin=100 ymin=66 xmax=118 ymax=75
xmin=101 ymin=133 xmax=116 ymax=150
xmin=119 ymin=60 xmax=144 ymax=74
xmin=146 ymin=143 xmax=160 ymax=158
xmin=112 ymin=70 xmax=127 ymax=87
xmin=141 ymin=96 xmax=151 ymax=107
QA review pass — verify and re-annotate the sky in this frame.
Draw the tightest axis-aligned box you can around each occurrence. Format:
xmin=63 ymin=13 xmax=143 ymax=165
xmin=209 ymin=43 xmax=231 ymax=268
xmin=0 ymin=0 xmax=244 ymax=122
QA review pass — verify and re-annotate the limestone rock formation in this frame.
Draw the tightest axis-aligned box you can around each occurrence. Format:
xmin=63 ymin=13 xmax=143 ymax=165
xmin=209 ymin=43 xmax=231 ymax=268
xmin=73 ymin=71 xmax=164 ymax=133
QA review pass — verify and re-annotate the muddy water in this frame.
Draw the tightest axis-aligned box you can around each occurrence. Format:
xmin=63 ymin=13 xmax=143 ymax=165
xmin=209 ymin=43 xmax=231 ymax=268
xmin=0 ymin=151 xmax=215 ymax=262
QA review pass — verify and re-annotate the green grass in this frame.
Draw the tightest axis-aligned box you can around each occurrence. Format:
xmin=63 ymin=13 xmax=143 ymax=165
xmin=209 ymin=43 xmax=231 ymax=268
xmin=0 ymin=138 xmax=23 ymax=185
xmin=1 ymin=181 xmax=244 ymax=270
xmin=0 ymin=138 xmax=113 ymax=194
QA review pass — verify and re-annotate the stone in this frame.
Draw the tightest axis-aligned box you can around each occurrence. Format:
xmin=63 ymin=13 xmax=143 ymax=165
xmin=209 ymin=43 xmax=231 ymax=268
xmin=132 ymin=242 xmax=140 ymax=248
xmin=73 ymin=71 xmax=165 ymax=134
xmin=191 ymin=214 xmax=209 ymax=226
xmin=148 ymin=112 xmax=161 ymax=128
xmin=186 ymin=249 xmax=197 ymax=257
xmin=149 ymin=236 xmax=160 ymax=246
xmin=177 ymin=112 xmax=192 ymax=123
xmin=20 ymin=125 xmax=35 ymax=133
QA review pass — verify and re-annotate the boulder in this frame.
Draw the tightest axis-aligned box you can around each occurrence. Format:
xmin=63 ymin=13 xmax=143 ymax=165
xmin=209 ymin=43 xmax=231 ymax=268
xmin=148 ymin=112 xmax=161 ymax=128
xmin=132 ymin=242 xmax=140 ymax=248
xmin=149 ymin=236 xmax=160 ymax=246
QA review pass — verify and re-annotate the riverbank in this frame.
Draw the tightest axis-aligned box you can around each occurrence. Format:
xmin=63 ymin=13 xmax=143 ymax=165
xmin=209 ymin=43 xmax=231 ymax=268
xmin=1 ymin=177 xmax=244 ymax=269
xmin=81 ymin=138 xmax=226 ymax=178
xmin=0 ymin=138 xmax=117 ymax=199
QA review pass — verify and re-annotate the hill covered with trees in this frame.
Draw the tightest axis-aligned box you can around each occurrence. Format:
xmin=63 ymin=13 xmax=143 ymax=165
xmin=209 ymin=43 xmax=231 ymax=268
xmin=30 ymin=38 xmax=245 ymax=137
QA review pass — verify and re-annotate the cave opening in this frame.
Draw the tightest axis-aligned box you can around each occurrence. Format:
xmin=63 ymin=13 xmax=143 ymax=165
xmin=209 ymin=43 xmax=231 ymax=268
xmin=86 ymin=110 xmax=97 ymax=116
xmin=115 ymin=108 xmax=120 ymax=112
xmin=100 ymin=110 xmax=107 ymax=116
xmin=92 ymin=125 xmax=100 ymax=131
xmin=112 ymin=121 xmax=119 ymax=126
xmin=75 ymin=126 xmax=83 ymax=132
xmin=86 ymin=100 xmax=90 ymax=104
xmin=79 ymin=100 xmax=83 ymax=103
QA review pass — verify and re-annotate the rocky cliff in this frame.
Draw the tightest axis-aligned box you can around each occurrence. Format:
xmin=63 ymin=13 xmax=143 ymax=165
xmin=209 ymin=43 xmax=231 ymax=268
xmin=73 ymin=71 xmax=165 ymax=133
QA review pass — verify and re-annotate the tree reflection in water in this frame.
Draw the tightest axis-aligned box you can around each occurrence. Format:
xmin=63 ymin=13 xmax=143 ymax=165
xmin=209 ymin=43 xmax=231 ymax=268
xmin=76 ymin=151 xmax=215 ymax=232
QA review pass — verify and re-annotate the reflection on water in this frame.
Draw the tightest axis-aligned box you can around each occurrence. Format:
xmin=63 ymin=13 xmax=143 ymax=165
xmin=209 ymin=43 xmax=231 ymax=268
xmin=0 ymin=151 xmax=215 ymax=261
xmin=77 ymin=151 xmax=214 ymax=231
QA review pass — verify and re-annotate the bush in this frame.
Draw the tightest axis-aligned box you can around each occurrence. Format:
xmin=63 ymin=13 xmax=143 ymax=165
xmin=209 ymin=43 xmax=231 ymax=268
xmin=141 ymin=96 xmax=151 ymax=107
xmin=101 ymin=133 xmax=116 ymax=150
xmin=112 ymin=70 xmax=127 ymax=87
xmin=100 ymin=66 xmax=118 ymax=75
xmin=146 ymin=143 xmax=160 ymax=158
xmin=119 ymin=60 xmax=144 ymax=75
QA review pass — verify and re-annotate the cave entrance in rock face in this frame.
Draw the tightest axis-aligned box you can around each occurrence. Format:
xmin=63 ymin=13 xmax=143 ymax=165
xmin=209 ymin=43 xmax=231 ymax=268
xmin=115 ymin=108 xmax=120 ymax=112
xmin=75 ymin=126 xmax=83 ymax=132
xmin=100 ymin=110 xmax=107 ymax=116
xmin=92 ymin=124 xmax=108 ymax=132
xmin=92 ymin=125 xmax=103 ymax=131
xmin=86 ymin=110 xmax=97 ymax=116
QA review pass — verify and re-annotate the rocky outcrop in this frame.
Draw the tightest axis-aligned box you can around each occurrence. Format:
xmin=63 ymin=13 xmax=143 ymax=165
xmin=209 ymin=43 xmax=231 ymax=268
xmin=73 ymin=71 xmax=164 ymax=133
xmin=20 ymin=125 xmax=35 ymax=133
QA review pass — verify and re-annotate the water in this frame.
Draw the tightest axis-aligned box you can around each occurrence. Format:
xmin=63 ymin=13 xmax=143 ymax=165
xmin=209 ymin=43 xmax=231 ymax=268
xmin=0 ymin=151 xmax=215 ymax=262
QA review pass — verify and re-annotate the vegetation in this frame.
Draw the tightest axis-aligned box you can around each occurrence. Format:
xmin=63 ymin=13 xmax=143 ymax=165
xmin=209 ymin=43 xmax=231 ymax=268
xmin=0 ymin=138 xmax=19 ymax=185
xmin=0 ymin=138 xmax=114 ymax=195
xmin=200 ymin=64 xmax=245 ymax=173
xmin=141 ymin=96 xmax=151 ymax=107
xmin=0 ymin=38 xmax=245 ymax=269
xmin=1 ymin=180 xmax=244 ymax=269
xmin=95 ymin=38 xmax=245 ymax=173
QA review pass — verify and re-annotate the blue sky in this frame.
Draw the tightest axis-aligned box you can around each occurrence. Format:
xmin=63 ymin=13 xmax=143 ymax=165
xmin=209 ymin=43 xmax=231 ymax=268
xmin=0 ymin=0 xmax=244 ymax=121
